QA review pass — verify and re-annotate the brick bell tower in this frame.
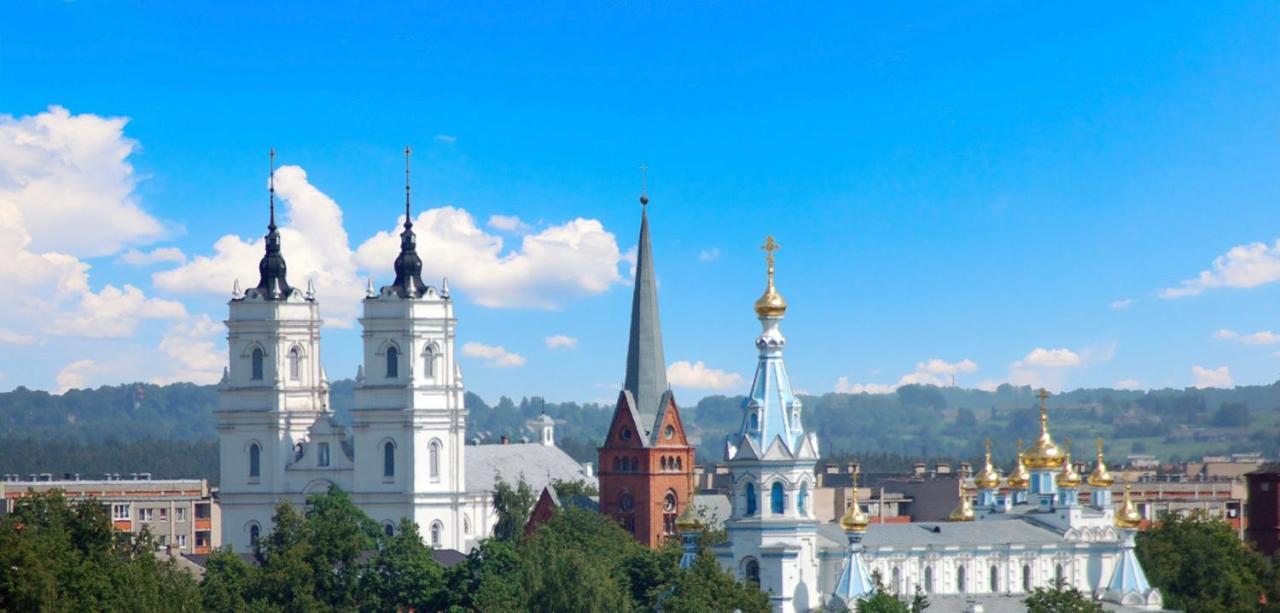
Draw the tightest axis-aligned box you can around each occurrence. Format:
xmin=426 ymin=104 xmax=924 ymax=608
xmin=598 ymin=188 xmax=694 ymax=548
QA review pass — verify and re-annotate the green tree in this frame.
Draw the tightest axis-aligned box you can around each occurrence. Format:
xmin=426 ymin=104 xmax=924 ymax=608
xmin=1024 ymin=578 xmax=1103 ymax=612
xmin=492 ymin=476 xmax=537 ymax=542
xmin=1136 ymin=512 xmax=1272 ymax=612
xmin=358 ymin=518 xmax=445 ymax=611
xmin=199 ymin=548 xmax=254 ymax=612
xmin=550 ymin=478 xmax=599 ymax=498
xmin=662 ymin=551 xmax=772 ymax=613
xmin=442 ymin=539 xmax=524 ymax=611
xmin=853 ymin=572 xmax=909 ymax=613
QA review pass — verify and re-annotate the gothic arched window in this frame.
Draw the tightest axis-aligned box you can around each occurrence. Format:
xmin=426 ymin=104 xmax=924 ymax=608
xmin=770 ymin=482 xmax=785 ymax=515
xmin=249 ymin=522 xmax=260 ymax=545
xmin=1022 ymin=565 xmax=1031 ymax=592
xmin=957 ymin=565 xmax=967 ymax=593
xmin=676 ymin=456 xmax=682 ymax=471
xmin=429 ymin=440 xmax=441 ymax=480
xmin=797 ymin=482 xmax=810 ymax=516
xmin=745 ymin=482 xmax=757 ymax=516
xmin=386 ymin=346 xmax=399 ymax=379
xmin=423 ymin=344 xmax=437 ymax=380
xmin=892 ymin=566 xmax=902 ymax=594
xmin=288 ymin=347 xmax=301 ymax=381
xmin=430 ymin=521 xmax=442 ymax=547
xmin=384 ymin=522 xmax=395 ymax=537
xmin=383 ymin=441 xmax=395 ymax=478
xmin=743 ymin=557 xmax=760 ymax=585
xmin=990 ymin=565 xmax=999 ymax=592
xmin=251 ymin=348 xmax=264 ymax=381
xmin=248 ymin=443 xmax=261 ymax=479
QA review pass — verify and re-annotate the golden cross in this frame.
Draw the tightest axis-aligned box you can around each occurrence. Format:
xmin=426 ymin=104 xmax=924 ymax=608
xmin=1037 ymin=388 xmax=1049 ymax=404
xmin=762 ymin=235 xmax=780 ymax=271
xmin=1096 ymin=437 xmax=1105 ymax=456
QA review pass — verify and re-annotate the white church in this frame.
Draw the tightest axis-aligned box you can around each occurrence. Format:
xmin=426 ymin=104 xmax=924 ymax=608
xmin=215 ymin=153 xmax=590 ymax=553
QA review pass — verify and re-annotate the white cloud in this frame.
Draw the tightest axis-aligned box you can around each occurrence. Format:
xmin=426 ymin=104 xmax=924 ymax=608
xmin=462 ymin=342 xmax=526 ymax=368
xmin=435 ymin=134 xmax=457 ymax=144
xmin=56 ymin=359 xmax=104 ymax=393
xmin=118 ymin=247 xmax=186 ymax=266
xmin=545 ymin=334 xmax=578 ymax=350
xmin=834 ymin=357 xmax=978 ymax=393
xmin=487 ymin=214 xmax=530 ymax=233
xmin=154 ymin=315 xmax=225 ymax=385
xmin=1006 ymin=344 xmax=1111 ymax=390
xmin=1192 ymin=365 xmax=1234 ymax=389
xmin=1213 ymin=328 xmax=1280 ymax=345
xmin=1114 ymin=379 xmax=1143 ymax=390
xmin=698 ymin=248 xmax=720 ymax=262
xmin=1015 ymin=348 xmax=1082 ymax=368
xmin=1110 ymin=298 xmax=1134 ymax=309
xmin=46 ymin=283 xmax=186 ymax=338
xmin=0 ymin=106 xmax=166 ymax=257
xmin=834 ymin=376 xmax=896 ymax=394
xmin=0 ymin=328 xmax=37 ymax=346
xmin=1161 ymin=240 xmax=1280 ymax=298
xmin=667 ymin=360 xmax=742 ymax=390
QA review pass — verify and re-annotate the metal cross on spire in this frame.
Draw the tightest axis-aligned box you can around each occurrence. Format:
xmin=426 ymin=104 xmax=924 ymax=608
xmin=762 ymin=235 xmax=781 ymax=274
xmin=268 ymin=147 xmax=277 ymax=229
xmin=639 ymin=163 xmax=649 ymax=207
xmin=404 ymin=145 xmax=413 ymax=227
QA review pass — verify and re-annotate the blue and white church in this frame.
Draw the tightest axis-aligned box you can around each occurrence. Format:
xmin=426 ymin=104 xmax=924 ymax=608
xmin=706 ymin=239 xmax=1163 ymax=612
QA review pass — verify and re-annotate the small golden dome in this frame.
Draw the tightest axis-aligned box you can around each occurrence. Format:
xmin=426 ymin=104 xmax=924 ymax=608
xmin=948 ymin=495 xmax=975 ymax=522
xmin=841 ymin=484 xmax=870 ymax=533
xmin=1023 ymin=389 xmax=1064 ymax=470
xmin=1115 ymin=483 xmax=1142 ymax=529
xmin=754 ymin=236 xmax=788 ymax=318
xmin=974 ymin=438 xmax=1002 ymax=490
xmin=1088 ymin=438 xmax=1114 ymax=488
xmin=674 ymin=492 xmax=703 ymax=533
xmin=1007 ymin=440 xmax=1031 ymax=490
xmin=1056 ymin=444 xmax=1082 ymax=489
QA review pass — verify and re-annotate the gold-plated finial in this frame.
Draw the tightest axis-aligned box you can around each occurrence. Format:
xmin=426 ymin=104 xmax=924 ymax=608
xmin=1023 ymin=388 xmax=1064 ymax=469
xmin=1007 ymin=438 xmax=1031 ymax=490
xmin=1088 ymin=437 xmax=1114 ymax=488
xmin=841 ymin=472 xmax=870 ymax=532
xmin=673 ymin=478 xmax=703 ymax=533
xmin=1056 ymin=437 xmax=1082 ymax=488
xmin=975 ymin=437 xmax=1002 ymax=490
xmin=1115 ymin=480 xmax=1142 ymax=529
xmin=948 ymin=493 xmax=975 ymax=522
xmin=754 ymin=235 xmax=788 ymax=318
xmin=639 ymin=163 xmax=649 ymax=207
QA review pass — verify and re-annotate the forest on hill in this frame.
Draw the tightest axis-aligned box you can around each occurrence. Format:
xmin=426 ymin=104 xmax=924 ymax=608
xmin=2 ymin=379 xmax=1278 ymax=484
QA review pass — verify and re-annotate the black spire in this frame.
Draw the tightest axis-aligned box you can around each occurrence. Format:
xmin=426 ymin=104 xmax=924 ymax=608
xmin=254 ymin=147 xmax=291 ymax=300
xmin=388 ymin=146 xmax=429 ymax=298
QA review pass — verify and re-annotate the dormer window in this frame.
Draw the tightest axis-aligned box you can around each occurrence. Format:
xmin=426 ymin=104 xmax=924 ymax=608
xmin=251 ymin=348 xmax=264 ymax=381
xmin=317 ymin=442 xmax=330 ymax=467
xmin=386 ymin=346 xmax=399 ymax=378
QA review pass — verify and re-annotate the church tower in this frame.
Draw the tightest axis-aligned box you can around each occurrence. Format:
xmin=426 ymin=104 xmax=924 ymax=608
xmin=350 ymin=148 xmax=479 ymax=549
xmin=715 ymin=236 xmax=821 ymax=613
xmin=598 ymin=188 xmax=694 ymax=548
xmin=217 ymin=150 xmax=339 ymax=551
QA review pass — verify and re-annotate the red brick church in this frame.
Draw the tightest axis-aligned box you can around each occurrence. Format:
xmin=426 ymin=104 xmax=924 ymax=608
xmin=598 ymin=196 xmax=695 ymax=548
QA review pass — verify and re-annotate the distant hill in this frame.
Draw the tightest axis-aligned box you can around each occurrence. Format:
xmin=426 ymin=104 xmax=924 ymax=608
xmin=2 ymin=380 xmax=1277 ymax=483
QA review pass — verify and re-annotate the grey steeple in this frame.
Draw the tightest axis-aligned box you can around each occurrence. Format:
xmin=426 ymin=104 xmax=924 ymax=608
xmin=385 ymin=146 xmax=430 ymax=298
xmin=253 ymin=148 xmax=291 ymax=300
xmin=623 ymin=201 xmax=668 ymax=421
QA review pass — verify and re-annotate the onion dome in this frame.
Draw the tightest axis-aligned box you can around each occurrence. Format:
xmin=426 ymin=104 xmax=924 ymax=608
xmin=1088 ymin=437 xmax=1115 ymax=488
xmin=948 ymin=495 xmax=975 ymax=522
xmin=674 ymin=488 xmax=703 ymax=533
xmin=974 ymin=438 xmax=1002 ymax=490
xmin=1115 ymin=483 xmax=1142 ymax=529
xmin=753 ymin=236 xmax=788 ymax=318
xmin=841 ymin=483 xmax=870 ymax=533
xmin=1007 ymin=440 xmax=1031 ymax=490
xmin=1023 ymin=389 xmax=1064 ymax=470
xmin=1056 ymin=441 xmax=1082 ymax=488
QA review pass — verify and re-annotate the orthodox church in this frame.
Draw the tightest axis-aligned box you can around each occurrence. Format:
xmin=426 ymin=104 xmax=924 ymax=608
xmin=691 ymin=242 xmax=1164 ymax=612
xmin=215 ymin=151 xmax=589 ymax=553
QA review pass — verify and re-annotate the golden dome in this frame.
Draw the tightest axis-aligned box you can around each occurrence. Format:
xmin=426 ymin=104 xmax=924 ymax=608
xmin=1088 ymin=438 xmax=1114 ymax=488
xmin=1056 ymin=442 xmax=1082 ymax=489
xmin=1007 ymin=440 xmax=1031 ymax=490
xmin=948 ymin=495 xmax=975 ymax=522
xmin=974 ymin=438 xmax=1002 ymax=490
xmin=1115 ymin=483 xmax=1142 ymax=529
xmin=754 ymin=236 xmax=788 ymax=318
xmin=841 ymin=483 xmax=870 ymax=533
xmin=674 ymin=489 xmax=704 ymax=533
xmin=1023 ymin=389 xmax=1064 ymax=470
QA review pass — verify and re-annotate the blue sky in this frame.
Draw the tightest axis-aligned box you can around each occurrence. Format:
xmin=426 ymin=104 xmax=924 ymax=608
xmin=2 ymin=2 xmax=1280 ymax=402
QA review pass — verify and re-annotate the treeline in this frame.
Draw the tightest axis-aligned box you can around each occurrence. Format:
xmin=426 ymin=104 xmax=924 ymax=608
xmin=0 ymin=438 xmax=219 ymax=482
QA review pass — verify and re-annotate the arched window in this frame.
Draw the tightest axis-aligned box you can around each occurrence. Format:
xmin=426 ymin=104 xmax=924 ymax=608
xmin=957 ymin=565 xmax=966 ymax=593
xmin=288 ymin=347 xmax=301 ymax=381
xmin=924 ymin=566 xmax=933 ymax=593
xmin=663 ymin=490 xmax=679 ymax=535
xmin=613 ymin=457 xmax=621 ymax=472
xmin=1055 ymin=564 xmax=1064 ymax=587
xmin=744 ymin=557 xmax=760 ymax=585
xmin=892 ymin=566 xmax=902 ymax=594
xmin=770 ymin=482 xmax=785 ymax=515
xmin=248 ymin=443 xmax=261 ymax=479
xmin=386 ymin=346 xmax=399 ymax=378
xmin=430 ymin=521 xmax=442 ymax=547
xmin=429 ymin=440 xmax=441 ymax=480
xmin=745 ymin=482 xmax=758 ymax=516
xmin=1022 ymin=565 xmax=1032 ymax=592
xmin=384 ymin=522 xmax=395 ymax=537
xmin=660 ymin=457 xmax=668 ymax=471
xmin=383 ymin=441 xmax=395 ymax=478
xmin=422 ymin=344 xmax=437 ymax=380
xmin=676 ymin=457 xmax=682 ymax=471
xmin=318 ymin=442 xmax=330 ymax=467
xmin=990 ymin=565 xmax=999 ymax=592
xmin=797 ymin=483 xmax=810 ymax=516
xmin=749 ymin=411 xmax=759 ymax=431
xmin=249 ymin=523 xmax=260 ymax=545
xmin=251 ymin=348 xmax=264 ymax=381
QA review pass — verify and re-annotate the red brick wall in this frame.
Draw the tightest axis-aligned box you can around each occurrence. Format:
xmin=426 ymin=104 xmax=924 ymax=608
xmin=598 ymin=393 xmax=695 ymax=548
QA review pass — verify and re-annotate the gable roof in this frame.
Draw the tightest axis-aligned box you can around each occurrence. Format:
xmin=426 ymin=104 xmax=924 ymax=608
xmin=464 ymin=442 xmax=595 ymax=494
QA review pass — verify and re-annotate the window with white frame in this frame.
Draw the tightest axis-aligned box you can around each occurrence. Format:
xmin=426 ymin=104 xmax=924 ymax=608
xmin=112 ymin=504 xmax=130 ymax=520
xmin=158 ymin=508 xmax=168 ymax=521
xmin=176 ymin=507 xmax=186 ymax=522
xmin=177 ymin=534 xmax=187 ymax=548
xmin=138 ymin=508 xmax=155 ymax=522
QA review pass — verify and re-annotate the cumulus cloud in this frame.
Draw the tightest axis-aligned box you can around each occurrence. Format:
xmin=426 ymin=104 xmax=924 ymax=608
xmin=154 ymin=315 xmax=225 ymax=384
xmin=0 ymin=329 xmax=37 ymax=346
xmin=487 ymin=214 xmax=530 ymax=233
xmin=56 ymin=359 xmax=104 ymax=393
xmin=118 ymin=247 xmax=186 ymax=266
xmin=435 ymin=134 xmax=457 ymax=144
xmin=1114 ymin=379 xmax=1143 ymax=390
xmin=545 ymin=334 xmax=578 ymax=350
xmin=667 ymin=360 xmax=742 ymax=390
xmin=1192 ymin=365 xmax=1233 ymax=389
xmin=698 ymin=248 xmax=720 ymax=262
xmin=1110 ymin=298 xmax=1134 ymax=309
xmin=1213 ymin=328 xmax=1280 ymax=345
xmin=833 ymin=357 xmax=978 ymax=394
xmin=1006 ymin=343 xmax=1114 ymax=390
xmin=1015 ymin=348 xmax=1082 ymax=368
xmin=1161 ymin=240 xmax=1280 ymax=298
xmin=462 ymin=342 xmax=526 ymax=368
xmin=834 ymin=377 xmax=896 ymax=394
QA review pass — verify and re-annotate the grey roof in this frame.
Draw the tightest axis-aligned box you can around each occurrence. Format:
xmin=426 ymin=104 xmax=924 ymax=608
xmin=692 ymin=494 xmax=732 ymax=525
xmin=815 ymin=515 xmax=1064 ymax=550
xmin=623 ymin=208 xmax=668 ymax=432
xmin=465 ymin=443 xmax=594 ymax=494
xmin=915 ymin=595 xmax=1166 ymax=613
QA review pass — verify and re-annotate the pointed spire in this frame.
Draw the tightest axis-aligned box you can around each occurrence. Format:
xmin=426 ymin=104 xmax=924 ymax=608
xmin=623 ymin=178 xmax=668 ymax=421
xmin=253 ymin=147 xmax=291 ymax=300
xmin=386 ymin=146 xmax=429 ymax=298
